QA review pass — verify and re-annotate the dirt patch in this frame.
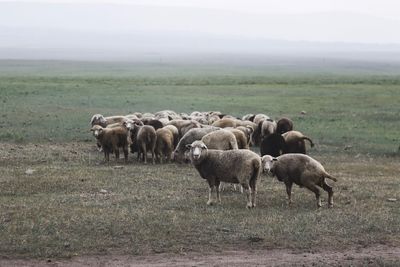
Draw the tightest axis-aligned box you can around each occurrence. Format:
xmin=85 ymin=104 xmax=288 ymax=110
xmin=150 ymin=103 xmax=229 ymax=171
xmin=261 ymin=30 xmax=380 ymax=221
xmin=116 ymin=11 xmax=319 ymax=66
xmin=2 ymin=245 xmax=399 ymax=266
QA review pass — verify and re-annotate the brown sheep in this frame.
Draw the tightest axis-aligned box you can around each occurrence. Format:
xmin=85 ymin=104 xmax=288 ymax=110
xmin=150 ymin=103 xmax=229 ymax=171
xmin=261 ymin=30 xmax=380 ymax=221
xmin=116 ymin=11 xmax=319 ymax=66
xmin=211 ymin=118 xmax=237 ymax=128
xmin=276 ymin=117 xmax=294 ymax=134
xmin=141 ymin=118 xmax=164 ymax=130
xmin=236 ymin=125 xmax=254 ymax=147
xmin=155 ymin=128 xmax=174 ymax=164
xmin=282 ymin=130 xmax=314 ymax=154
xmin=163 ymin=125 xmax=179 ymax=149
xmin=90 ymin=125 xmax=130 ymax=162
xmin=130 ymin=122 xmax=157 ymax=164
xmin=262 ymin=154 xmax=337 ymax=208
xmin=227 ymin=128 xmax=249 ymax=149
xmin=187 ymin=140 xmax=261 ymax=208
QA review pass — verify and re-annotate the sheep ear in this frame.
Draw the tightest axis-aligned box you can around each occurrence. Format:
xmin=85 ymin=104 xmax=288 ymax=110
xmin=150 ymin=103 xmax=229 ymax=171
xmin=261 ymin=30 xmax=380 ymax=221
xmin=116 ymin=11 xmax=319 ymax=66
xmin=185 ymin=144 xmax=192 ymax=150
xmin=202 ymin=144 xmax=208 ymax=149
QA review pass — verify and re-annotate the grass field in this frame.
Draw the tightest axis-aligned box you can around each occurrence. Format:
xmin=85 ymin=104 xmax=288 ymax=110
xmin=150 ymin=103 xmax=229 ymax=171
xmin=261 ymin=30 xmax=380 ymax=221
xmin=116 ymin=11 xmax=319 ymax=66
xmin=0 ymin=59 xmax=399 ymax=260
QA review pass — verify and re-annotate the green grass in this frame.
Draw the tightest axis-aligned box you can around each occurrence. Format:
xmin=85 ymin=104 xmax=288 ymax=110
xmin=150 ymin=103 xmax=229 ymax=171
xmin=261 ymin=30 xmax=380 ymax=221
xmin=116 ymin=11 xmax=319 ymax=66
xmin=0 ymin=143 xmax=399 ymax=259
xmin=0 ymin=59 xmax=399 ymax=259
xmin=0 ymin=60 xmax=399 ymax=155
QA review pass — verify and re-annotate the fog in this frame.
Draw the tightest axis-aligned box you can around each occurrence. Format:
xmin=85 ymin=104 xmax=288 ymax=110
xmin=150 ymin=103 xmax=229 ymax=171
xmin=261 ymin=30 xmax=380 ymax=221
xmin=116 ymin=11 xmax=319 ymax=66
xmin=1 ymin=1 xmax=400 ymax=61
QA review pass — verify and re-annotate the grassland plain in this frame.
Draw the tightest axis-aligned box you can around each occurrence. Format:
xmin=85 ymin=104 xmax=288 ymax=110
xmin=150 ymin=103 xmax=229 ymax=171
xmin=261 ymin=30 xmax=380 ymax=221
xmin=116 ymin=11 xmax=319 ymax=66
xmin=0 ymin=60 xmax=399 ymax=263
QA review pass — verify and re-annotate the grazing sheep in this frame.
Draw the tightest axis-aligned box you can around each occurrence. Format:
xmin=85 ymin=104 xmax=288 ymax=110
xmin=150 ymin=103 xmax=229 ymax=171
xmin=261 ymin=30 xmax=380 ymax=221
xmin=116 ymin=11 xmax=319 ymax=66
xmin=276 ymin=117 xmax=294 ymax=134
xmin=130 ymin=122 xmax=157 ymax=164
xmin=260 ymin=133 xmax=286 ymax=157
xmin=282 ymin=130 xmax=314 ymax=154
xmin=236 ymin=126 xmax=254 ymax=147
xmin=155 ymin=128 xmax=174 ymax=163
xmin=163 ymin=125 xmax=179 ymax=149
xmin=173 ymin=127 xmax=219 ymax=163
xmin=226 ymin=128 xmax=249 ymax=149
xmin=211 ymin=118 xmax=237 ymax=128
xmin=90 ymin=125 xmax=130 ymax=162
xmin=90 ymin=114 xmax=128 ymax=128
xmin=261 ymin=154 xmax=337 ymax=208
xmin=201 ymin=129 xmax=238 ymax=150
xmin=187 ymin=141 xmax=261 ymax=208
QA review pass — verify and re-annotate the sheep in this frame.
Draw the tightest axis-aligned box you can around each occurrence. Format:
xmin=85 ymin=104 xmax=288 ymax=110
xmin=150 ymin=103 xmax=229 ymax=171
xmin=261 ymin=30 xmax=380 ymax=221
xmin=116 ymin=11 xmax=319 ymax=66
xmin=211 ymin=118 xmax=237 ymax=128
xmin=260 ymin=133 xmax=286 ymax=157
xmin=167 ymin=119 xmax=202 ymax=139
xmin=155 ymin=127 xmax=174 ymax=163
xmin=130 ymin=122 xmax=157 ymax=164
xmin=90 ymin=125 xmax=130 ymax=162
xmin=276 ymin=117 xmax=294 ymax=134
xmin=282 ymin=130 xmax=314 ymax=154
xmin=236 ymin=126 xmax=254 ymax=147
xmin=260 ymin=119 xmax=277 ymax=139
xmin=173 ymin=127 xmax=219 ymax=163
xmin=91 ymin=120 xmax=133 ymax=152
xmin=253 ymin=113 xmax=270 ymax=125
xmin=187 ymin=140 xmax=261 ymax=208
xmin=90 ymin=114 xmax=128 ymax=128
xmin=261 ymin=154 xmax=337 ymax=208
xmin=141 ymin=118 xmax=164 ymax=130
xmin=226 ymin=128 xmax=249 ymax=149
xmin=163 ymin=125 xmax=179 ymax=149
xmin=201 ymin=129 xmax=238 ymax=150
xmin=242 ymin=114 xmax=255 ymax=122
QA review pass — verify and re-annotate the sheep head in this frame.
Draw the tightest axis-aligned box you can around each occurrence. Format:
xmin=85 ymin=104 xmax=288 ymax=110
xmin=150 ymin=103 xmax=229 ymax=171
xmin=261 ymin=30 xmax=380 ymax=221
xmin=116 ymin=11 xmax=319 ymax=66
xmin=261 ymin=155 xmax=278 ymax=176
xmin=90 ymin=114 xmax=106 ymax=126
xmin=90 ymin=125 xmax=104 ymax=138
xmin=186 ymin=141 xmax=208 ymax=163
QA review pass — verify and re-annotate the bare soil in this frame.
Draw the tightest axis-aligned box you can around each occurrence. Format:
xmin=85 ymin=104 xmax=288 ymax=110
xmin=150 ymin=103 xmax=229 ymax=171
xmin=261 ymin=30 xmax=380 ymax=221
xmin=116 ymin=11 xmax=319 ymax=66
xmin=1 ymin=245 xmax=399 ymax=266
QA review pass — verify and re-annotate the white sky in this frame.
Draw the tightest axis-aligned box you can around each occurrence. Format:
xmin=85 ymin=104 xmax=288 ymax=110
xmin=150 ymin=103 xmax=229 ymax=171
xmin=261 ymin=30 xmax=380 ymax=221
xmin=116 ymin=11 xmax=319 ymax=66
xmin=2 ymin=0 xmax=400 ymax=19
xmin=1 ymin=0 xmax=400 ymax=50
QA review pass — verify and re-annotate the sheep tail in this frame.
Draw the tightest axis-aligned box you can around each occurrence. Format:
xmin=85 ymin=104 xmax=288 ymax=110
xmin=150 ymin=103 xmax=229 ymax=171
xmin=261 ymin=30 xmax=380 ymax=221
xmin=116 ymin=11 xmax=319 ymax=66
xmin=302 ymin=136 xmax=314 ymax=147
xmin=324 ymin=172 xmax=338 ymax=182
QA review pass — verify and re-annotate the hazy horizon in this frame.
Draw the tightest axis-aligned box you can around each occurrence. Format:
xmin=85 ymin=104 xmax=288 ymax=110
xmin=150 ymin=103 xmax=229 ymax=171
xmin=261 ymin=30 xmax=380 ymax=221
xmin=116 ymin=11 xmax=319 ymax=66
xmin=1 ymin=1 xmax=400 ymax=61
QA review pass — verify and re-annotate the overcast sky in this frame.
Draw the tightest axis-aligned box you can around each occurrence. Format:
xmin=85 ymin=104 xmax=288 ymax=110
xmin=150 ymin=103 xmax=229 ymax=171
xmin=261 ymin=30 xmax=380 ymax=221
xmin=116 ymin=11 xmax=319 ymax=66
xmin=2 ymin=0 xmax=399 ymax=19
xmin=1 ymin=0 xmax=400 ymax=60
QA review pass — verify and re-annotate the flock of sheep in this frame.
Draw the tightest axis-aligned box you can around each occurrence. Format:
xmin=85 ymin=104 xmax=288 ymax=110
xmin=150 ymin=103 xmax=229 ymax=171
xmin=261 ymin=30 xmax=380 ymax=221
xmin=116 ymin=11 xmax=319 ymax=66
xmin=90 ymin=110 xmax=337 ymax=209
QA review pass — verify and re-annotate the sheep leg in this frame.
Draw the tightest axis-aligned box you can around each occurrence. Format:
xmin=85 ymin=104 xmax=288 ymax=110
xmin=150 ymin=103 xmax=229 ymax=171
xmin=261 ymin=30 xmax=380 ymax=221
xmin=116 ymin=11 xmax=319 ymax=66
xmin=115 ymin=147 xmax=120 ymax=160
xmin=207 ymin=180 xmax=217 ymax=206
xmin=304 ymin=182 xmax=322 ymax=208
xmin=215 ymin=180 xmax=221 ymax=203
xmin=142 ymin=146 xmax=147 ymax=164
xmin=285 ymin=181 xmax=293 ymax=206
xmin=249 ymin=178 xmax=257 ymax=208
xmin=104 ymin=150 xmax=110 ymax=162
xmin=241 ymin=183 xmax=253 ymax=209
xmin=322 ymin=180 xmax=334 ymax=208
xmin=151 ymin=149 xmax=155 ymax=165
xmin=123 ymin=146 xmax=129 ymax=163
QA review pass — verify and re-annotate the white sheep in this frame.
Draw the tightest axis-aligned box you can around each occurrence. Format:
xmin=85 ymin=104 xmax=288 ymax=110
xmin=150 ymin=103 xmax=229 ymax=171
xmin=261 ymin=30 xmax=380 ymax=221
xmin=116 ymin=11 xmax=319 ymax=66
xmin=187 ymin=140 xmax=261 ymax=209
